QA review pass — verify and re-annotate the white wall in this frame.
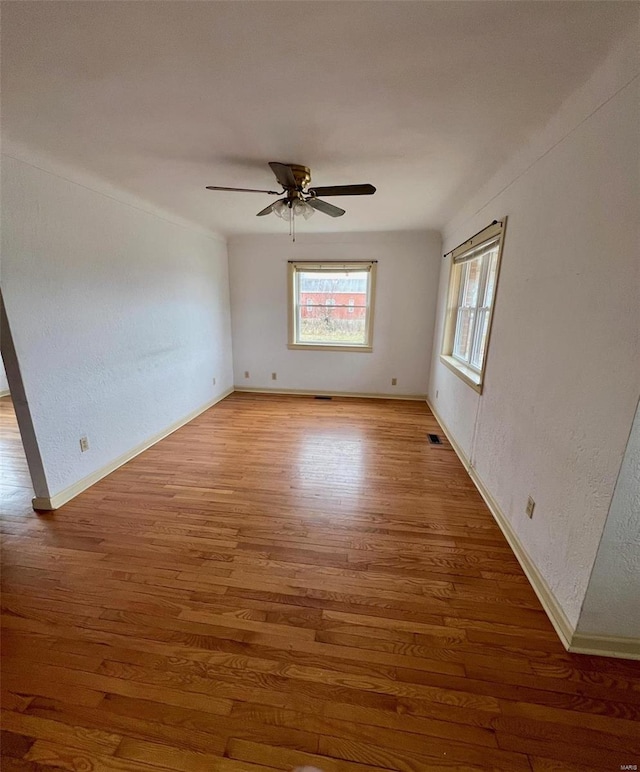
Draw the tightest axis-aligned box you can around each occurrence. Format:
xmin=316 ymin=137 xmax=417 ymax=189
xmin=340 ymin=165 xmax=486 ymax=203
xmin=0 ymin=356 xmax=9 ymax=394
xmin=428 ymin=31 xmax=640 ymax=631
xmin=228 ymin=231 xmax=441 ymax=396
xmin=1 ymin=154 xmax=234 ymax=500
xmin=577 ymin=400 xmax=640 ymax=640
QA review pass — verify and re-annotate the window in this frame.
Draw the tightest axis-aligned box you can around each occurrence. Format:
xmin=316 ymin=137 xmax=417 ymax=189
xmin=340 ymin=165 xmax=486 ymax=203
xmin=441 ymin=220 xmax=506 ymax=392
xmin=288 ymin=261 xmax=377 ymax=351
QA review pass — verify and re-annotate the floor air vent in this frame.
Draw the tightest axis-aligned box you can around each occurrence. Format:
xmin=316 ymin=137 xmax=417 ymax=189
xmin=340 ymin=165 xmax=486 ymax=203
xmin=314 ymin=395 xmax=332 ymax=400
xmin=427 ymin=433 xmax=442 ymax=444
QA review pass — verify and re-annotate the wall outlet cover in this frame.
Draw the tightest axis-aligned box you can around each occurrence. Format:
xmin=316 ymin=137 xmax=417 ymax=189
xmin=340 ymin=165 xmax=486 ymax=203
xmin=526 ymin=496 xmax=535 ymax=518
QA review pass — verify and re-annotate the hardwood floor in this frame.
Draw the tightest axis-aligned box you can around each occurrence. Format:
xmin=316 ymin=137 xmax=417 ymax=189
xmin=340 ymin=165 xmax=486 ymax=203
xmin=1 ymin=392 xmax=639 ymax=771
xmin=0 ymin=396 xmax=34 ymax=515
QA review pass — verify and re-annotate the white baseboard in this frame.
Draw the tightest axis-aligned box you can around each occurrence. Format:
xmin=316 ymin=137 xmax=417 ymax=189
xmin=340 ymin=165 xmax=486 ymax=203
xmin=467 ymin=458 xmax=575 ymax=650
xmin=426 ymin=396 xmax=574 ymax=651
xmin=32 ymin=388 xmax=234 ymax=511
xmin=568 ymin=633 xmax=640 ymax=660
xmin=426 ymin=396 xmax=640 ymax=659
xmin=0 ymin=389 xmax=10 ymax=398
xmin=425 ymin=399 xmax=472 ymax=473
xmin=234 ymin=386 xmax=428 ymax=401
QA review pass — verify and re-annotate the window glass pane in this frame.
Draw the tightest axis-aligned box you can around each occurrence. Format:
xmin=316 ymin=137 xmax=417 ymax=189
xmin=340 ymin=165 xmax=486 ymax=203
xmin=296 ymin=269 xmax=370 ymax=346
xmin=298 ymin=304 xmax=367 ymax=345
xmin=471 ymin=307 xmax=489 ymax=369
xmin=483 ymin=250 xmax=499 ymax=306
xmin=456 ymin=262 xmax=468 ymax=306
xmin=461 ymin=257 xmax=482 ymax=308
xmin=453 ymin=308 xmax=475 ymax=362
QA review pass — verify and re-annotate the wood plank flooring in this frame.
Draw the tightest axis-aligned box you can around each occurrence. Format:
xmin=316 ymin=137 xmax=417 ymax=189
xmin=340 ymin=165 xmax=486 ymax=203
xmin=1 ymin=392 xmax=639 ymax=771
xmin=0 ymin=395 xmax=34 ymax=512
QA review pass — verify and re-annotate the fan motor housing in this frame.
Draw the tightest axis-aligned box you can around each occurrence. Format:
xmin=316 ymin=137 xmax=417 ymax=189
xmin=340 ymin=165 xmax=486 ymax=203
xmin=287 ymin=164 xmax=311 ymax=190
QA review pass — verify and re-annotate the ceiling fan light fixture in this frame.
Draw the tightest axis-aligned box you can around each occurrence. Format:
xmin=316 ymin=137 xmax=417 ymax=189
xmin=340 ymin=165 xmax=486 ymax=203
xmin=272 ymin=199 xmax=290 ymax=220
xmin=292 ymin=199 xmax=315 ymax=220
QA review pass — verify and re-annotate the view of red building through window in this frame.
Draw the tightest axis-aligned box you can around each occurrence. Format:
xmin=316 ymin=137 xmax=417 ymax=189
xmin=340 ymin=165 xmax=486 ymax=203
xmin=297 ymin=272 xmax=369 ymax=345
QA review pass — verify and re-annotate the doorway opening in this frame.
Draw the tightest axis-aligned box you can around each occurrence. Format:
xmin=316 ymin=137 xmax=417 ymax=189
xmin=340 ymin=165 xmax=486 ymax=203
xmin=0 ymin=359 xmax=34 ymax=514
xmin=1 ymin=292 xmax=50 ymax=513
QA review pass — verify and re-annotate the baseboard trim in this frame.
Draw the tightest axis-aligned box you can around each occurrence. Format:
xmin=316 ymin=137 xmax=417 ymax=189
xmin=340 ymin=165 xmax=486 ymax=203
xmin=569 ymin=634 xmax=640 ymax=660
xmin=426 ymin=396 xmax=574 ymax=651
xmin=424 ymin=399 xmax=472 ymax=473
xmin=428 ymin=396 xmax=640 ymax=660
xmin=0 ymin=389 xmax=10 ymax=398
xmin=234 ymin=386 xmax=428 ymax=401
xmin=32 ymin=388 xmax=234 ymax=511
xmin=467 ymin=460 xmax=575 ymax=650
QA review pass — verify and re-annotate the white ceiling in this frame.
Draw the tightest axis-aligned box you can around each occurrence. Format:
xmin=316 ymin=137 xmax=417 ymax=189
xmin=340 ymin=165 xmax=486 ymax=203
xmin=2 ymin=1 xmax=635 ymax=236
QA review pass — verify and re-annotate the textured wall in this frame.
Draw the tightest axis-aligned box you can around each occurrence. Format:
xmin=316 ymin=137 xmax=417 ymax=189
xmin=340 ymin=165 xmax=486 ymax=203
xmin=577 ymin=401 xmax=640 ymax=639
xmin=428 ymin=33 xmax=640 ymax=630
xmin=1 ymin=154 xmax=234 ymax=498
xmin=229 ymin=231 xmax=441 ymax=396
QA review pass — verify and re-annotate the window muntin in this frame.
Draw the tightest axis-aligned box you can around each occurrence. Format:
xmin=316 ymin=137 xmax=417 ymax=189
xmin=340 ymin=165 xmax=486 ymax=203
xmin=288 ymin=262 xmax=376 ymax=350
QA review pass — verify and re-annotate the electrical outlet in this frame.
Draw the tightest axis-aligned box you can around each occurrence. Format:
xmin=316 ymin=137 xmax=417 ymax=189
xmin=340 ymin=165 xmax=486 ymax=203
xmin=272 ymin=372 xmax=277 ymax=380
xmin=79 ymin=436 xmax=89 ymax=453
xmin=212 ymin=377 xmax=216 ymax=386
xmin=391 ymin=377 xmax=397 ymax=386
xmin=244 ymin=371 xmax=250 ymax=379
xmin=526 ymin=496 xmax=535 ymax=518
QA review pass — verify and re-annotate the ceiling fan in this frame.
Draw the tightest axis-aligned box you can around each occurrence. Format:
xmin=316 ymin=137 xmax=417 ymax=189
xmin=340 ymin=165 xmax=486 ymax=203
xmin=206 ymin=162 xmax=376 ymax=239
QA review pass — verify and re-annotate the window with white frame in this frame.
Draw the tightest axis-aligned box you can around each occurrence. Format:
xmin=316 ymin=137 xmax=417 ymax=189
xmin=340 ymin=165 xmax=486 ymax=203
xmin=441 ymin=220 xmax=506 ymax=392
xmin=288 ymin=261 xmax=377 ymax=351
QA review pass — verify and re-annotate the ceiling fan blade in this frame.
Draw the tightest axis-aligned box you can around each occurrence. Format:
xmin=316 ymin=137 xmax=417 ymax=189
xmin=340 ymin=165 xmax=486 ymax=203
xmin=206 ymin=186 xmax=281 ymax=194
xmin=256 ymin=202 xmax=276 ymax=217
xmin=269 ymin=162 xmax=298 ymax=189
xmin=308 ymin=184 xmax=376 ymax=197
xmin=308 ymin=198 xmax=345 ymax=218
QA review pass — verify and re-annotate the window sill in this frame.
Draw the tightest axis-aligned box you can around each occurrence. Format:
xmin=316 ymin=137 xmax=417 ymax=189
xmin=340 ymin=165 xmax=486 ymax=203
xmin=440 ymin=355 xmax=483 ymax=394
xmin=288 ymin=343 xmax=373 ymax=353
